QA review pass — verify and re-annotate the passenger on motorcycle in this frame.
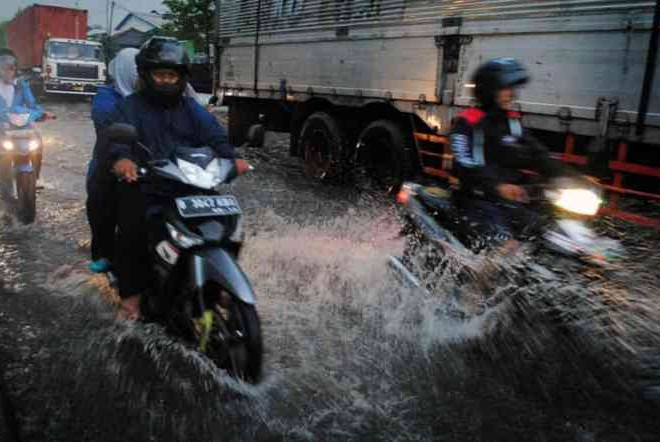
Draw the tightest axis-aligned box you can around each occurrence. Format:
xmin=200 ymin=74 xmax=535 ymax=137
xmin=87 ymin=48 xmax=139 ymax=274
xmin=450 ymin=58 xmax=545 ymax=251
xmin=0 ymin=48 xmax=49 ymax=193
xmin=102 ymin=37 xmax=247 ymax=320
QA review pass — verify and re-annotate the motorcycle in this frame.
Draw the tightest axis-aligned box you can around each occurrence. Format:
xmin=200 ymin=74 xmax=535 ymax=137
xmin=0 ymin=113 xmax=44 ymax=224
xmin=105 ymin=123 xmax=263 ymax=383
xmin=389 ymin=168 xmax=626 ymax=296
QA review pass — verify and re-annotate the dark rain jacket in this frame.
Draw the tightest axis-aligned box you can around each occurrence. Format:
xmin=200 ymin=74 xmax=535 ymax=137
xmin=450 ymin=107 xmax=567 ymax=199
xmin=101 ymin=92 xmax=234 ymax=169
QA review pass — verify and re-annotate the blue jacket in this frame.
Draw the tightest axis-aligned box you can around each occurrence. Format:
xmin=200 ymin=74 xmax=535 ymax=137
xmin=91 ymin=85 xmax=123 ymax=133
xmin=0 ymin=78 xmax=44 ymax=126
xmin=102 ymin=92 xmax=234 ymax=168
xmin=88 ymin=85 xmax=124 ymax=182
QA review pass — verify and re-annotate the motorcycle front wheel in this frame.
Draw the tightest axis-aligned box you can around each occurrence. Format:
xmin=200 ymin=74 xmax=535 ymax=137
xmin=207 ymin=300 xmax=263 ymax=384
xmin=16 ymin=172 xmax=36 ymax=224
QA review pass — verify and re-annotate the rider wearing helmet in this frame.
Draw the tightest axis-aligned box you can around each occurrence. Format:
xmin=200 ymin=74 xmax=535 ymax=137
xmin=450 ymin=57 xmax=543 ymax=244
xmin=0 ymin=48 xmax=48 ymax=194
xmin=102 ymin=37 xmax=245 ymax=320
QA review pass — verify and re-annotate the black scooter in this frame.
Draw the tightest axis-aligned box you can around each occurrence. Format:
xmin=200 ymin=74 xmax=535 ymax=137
xmin=106 ymin=123 xmax=263 ymax=383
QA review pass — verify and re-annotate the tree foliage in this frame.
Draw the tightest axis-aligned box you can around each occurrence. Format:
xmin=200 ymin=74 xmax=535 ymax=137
xmin=0 ymin=20 xmax=8 ymax=48
xmin=162 ymin=0 xmax=215 ymax=55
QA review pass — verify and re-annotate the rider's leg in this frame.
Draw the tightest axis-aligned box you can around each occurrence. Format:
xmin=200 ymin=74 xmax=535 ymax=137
xmin=114 ymin=182 xmax=150 ymax=320
xmin=460 ymin=199 xmax=522 ymax=288
xmin=86 ymin=170 xmax=117 ymax=269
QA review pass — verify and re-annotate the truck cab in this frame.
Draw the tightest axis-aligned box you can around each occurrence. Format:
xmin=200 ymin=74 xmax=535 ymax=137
xmin=40 ymin=38 xmax=106 ymax=96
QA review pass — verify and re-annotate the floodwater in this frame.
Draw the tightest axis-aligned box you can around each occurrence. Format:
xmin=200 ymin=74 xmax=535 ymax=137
xmin=1 ymin=100 xmax=660 ymax=441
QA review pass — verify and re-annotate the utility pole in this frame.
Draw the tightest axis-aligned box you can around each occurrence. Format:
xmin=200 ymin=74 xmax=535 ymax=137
xmin=109 ymin=1 xmax=116 ymax=35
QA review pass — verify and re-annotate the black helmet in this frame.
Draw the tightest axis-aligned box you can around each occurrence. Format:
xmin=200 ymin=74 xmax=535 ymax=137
xmin=472 ymin=58 xmax=529 ymax=109
xmin=136 ymin=37 xmax=190 ymax=106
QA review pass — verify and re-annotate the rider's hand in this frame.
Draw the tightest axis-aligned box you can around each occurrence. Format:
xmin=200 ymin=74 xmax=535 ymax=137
xmin=497 ymin=183 xmax=528 ymax=203
xmin=236 ymin=159 xmax=251 ymax=175
xmin=113 ymin=159 xmax=139 ymax=183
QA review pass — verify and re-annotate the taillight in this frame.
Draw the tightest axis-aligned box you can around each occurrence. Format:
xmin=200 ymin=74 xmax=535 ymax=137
xmin=396 ymin=189 xmax=410 ymax=205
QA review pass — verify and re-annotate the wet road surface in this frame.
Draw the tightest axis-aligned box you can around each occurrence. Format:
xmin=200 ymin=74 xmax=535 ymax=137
xmin=1 ymin=99 xmax=660 ymax=441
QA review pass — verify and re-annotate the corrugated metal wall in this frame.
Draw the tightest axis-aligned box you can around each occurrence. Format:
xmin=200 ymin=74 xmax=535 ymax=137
xmin=217 ymin=0 xmax=655 ymax=39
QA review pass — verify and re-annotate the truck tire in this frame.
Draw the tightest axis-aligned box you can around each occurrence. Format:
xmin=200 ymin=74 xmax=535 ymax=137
xmin=299 ymin=112 xmax=346 ymax=180
xmin=356 ymin=119 xmax=413 ymax=193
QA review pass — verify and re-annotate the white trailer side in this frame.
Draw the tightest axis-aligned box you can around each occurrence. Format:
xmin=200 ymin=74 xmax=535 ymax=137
xmin=215 ymin=0 xmax=659 ymax=187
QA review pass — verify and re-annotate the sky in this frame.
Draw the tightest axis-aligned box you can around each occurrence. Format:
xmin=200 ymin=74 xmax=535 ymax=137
xmin=0 ymin=0 xmax=166 ymax=27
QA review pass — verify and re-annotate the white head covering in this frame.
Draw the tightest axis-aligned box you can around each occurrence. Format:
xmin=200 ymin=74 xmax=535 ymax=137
xmin=109 ymin=48 xmax=139 ymax=97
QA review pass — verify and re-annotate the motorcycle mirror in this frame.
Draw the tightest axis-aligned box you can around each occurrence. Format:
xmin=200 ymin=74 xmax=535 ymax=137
xmin=106 ymin=123 xmax=138 ymax=145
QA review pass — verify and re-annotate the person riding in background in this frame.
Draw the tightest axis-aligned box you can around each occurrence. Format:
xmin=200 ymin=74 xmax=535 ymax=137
xmin=86 ymin=48 xmax=139 ymax=274
xmin=0 ymin=48 xmax=45 ymax=128
xmin=101 ymin=37 xmax=247 ymax=321
xmin=0 ymin=48 xmax=50 ymax=195
xmin=450 ymin=58 xmax=543 ymax=250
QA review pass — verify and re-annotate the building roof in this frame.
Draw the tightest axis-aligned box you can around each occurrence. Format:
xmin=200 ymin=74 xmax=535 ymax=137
xmin=113 ymin=12 xmax=166 ymax=32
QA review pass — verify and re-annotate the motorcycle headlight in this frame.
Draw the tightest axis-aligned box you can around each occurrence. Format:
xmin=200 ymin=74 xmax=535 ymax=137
xmin=177 ymin=159 xmax=220 ymax=189
xmin=2 ymin=140 xmax=14 ymax=151
xmin=28 ymin=139 xmax=40 ymax=151
xmin=551 ymin=188 xmax=602 ymax=216
xmin=166 ymin=222 xmax=204 ymax=249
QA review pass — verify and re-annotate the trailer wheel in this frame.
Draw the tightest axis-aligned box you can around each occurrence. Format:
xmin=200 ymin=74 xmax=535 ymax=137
xmin=299 ymin=112 xmax=345 ymax=180
xmin=356 ymin=119 xmax=413 ymax=193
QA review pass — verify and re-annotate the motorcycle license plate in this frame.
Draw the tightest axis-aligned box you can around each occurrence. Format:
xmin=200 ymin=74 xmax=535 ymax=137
xmin=175 ymin=195 xmax=242 ymax=218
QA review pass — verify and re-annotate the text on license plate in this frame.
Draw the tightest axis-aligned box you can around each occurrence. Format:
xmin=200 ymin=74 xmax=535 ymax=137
xmin=175 ymin=195 xmax=242 ymax=218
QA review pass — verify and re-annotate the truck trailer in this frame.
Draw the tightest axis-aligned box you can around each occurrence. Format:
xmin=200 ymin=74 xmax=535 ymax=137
xmin=6 ymin=5 xmax=106 ymax=96
xmin=215 ymin=0 xmax=660 ymax=225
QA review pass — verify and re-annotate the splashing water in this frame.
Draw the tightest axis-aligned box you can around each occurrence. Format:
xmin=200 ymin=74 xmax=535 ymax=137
xmin=0 ymin=210 xmax=650 ymax=441
xmin=1 ymin=105 xmax=659 ymax=439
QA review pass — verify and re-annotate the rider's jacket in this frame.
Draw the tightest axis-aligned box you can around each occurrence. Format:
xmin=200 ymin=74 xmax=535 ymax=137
xmin=102 ymin=92 xmax=234 ymax=169
xmin=0 ymin=78 xmax=44 ymax=126
xmin=450 ymin=107 xmax=529 ymax=199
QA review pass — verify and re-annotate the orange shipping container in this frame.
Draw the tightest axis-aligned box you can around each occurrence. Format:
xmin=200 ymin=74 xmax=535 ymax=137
xmin=6 ymin=4 xmax=88 ymax=69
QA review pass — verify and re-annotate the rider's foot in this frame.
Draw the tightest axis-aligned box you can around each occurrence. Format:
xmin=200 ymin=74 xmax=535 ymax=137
xmin=115 ymin=295 xmax=141 ymax=321
xmin=88 ymin=258 xmax=111 ymax=273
